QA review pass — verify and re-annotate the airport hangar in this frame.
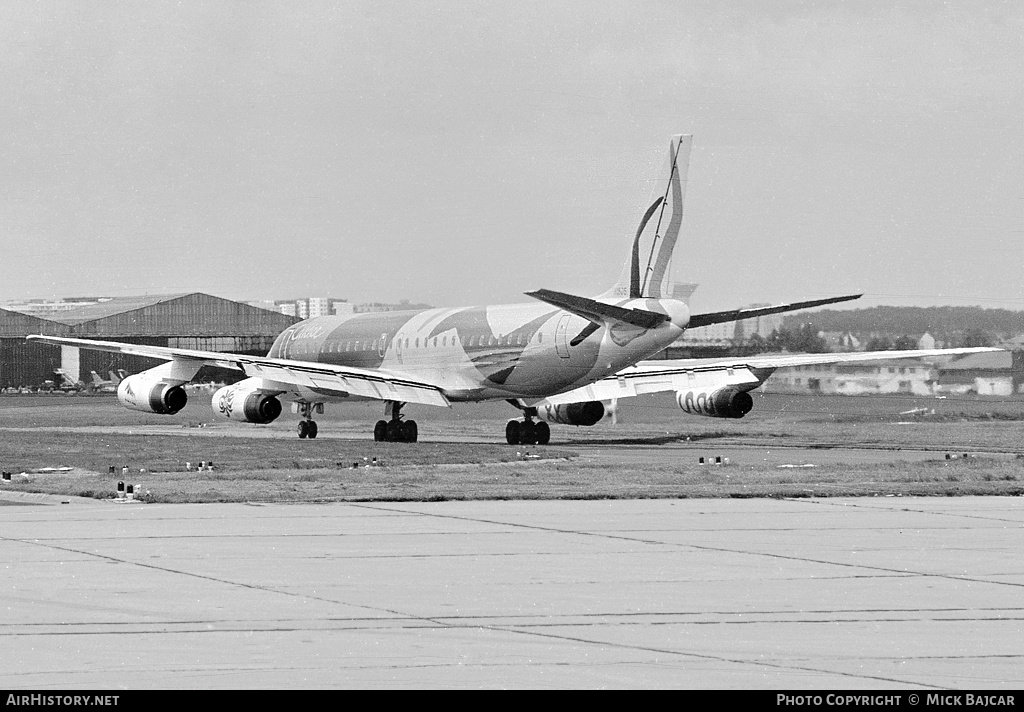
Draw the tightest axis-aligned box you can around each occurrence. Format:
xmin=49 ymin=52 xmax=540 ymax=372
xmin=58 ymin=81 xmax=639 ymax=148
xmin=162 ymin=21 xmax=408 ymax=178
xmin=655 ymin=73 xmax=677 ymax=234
xmin=0 ymin=293 xmax=300 ymax=389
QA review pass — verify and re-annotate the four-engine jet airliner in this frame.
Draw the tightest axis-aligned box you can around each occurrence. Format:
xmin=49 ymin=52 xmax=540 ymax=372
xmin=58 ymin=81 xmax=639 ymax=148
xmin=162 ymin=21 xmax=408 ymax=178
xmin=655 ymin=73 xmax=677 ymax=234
xmin=27 ymin=135 xmax=995 ymax=444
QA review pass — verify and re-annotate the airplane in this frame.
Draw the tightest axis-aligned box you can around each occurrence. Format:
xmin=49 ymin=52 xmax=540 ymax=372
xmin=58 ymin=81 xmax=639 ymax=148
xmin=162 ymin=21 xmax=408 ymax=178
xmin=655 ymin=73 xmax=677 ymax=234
xmin=52 ymin=368 xmax=84 ymax=393
xmin=26 ymin=135 xmax=997 ymax=443
xmin=89 ymin=370 xmax=123 ymax=393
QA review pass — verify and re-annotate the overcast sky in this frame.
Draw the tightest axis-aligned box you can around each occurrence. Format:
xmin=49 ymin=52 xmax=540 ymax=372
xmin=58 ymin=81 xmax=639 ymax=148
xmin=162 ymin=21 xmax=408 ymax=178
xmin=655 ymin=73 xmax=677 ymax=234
xmin=2 ymin=1 xmax=1022 ymax=313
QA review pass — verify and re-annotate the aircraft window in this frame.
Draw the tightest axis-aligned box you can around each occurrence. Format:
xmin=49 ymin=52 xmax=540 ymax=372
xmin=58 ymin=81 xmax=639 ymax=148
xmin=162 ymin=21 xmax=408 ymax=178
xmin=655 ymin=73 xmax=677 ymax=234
xmin=345 ymin=341 xmax=351 ymax=352
xmin=432 ymin=337 xmax=437 ymax=347
xmin=538 ymin=333 xmax=543 ymax=343
xmin=415 ymin=338 xmax=419 ymax=348
xmin=442 ymin=336 xmax=447 ymax=347
xmin=517 ymin=334 xmax=523 ymax=346
xmin=488 ymin=336 xmax=495 ymax=346
xmin=355 ymin=341 xmax=361 ymax=351
xmin=470 ymin=336 xmax=477 ymax=347
xmin=404 ymin=338 xmax=409 ymax=348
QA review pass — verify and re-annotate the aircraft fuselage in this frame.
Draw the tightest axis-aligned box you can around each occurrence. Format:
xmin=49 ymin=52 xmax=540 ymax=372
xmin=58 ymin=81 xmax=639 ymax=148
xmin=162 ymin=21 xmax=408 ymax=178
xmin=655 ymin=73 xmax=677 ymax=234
xmin=266 ymin=298 xmax=690 ymax=403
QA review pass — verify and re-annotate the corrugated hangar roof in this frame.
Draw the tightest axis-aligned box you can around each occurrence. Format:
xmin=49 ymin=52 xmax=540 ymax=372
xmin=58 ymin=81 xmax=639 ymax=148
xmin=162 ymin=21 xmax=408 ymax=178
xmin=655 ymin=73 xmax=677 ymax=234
xmin=1 ymin=293 xmax=300 ymax=338
xmin=47 ymin=294 xmax=194 ymax=325
xmin=939 ymin=351 xmax=1013 ymax=371
xmin=68 ymin=293 xmax=300 ymax=337
xmin=0 ymin=308 xmax=70 ymax=337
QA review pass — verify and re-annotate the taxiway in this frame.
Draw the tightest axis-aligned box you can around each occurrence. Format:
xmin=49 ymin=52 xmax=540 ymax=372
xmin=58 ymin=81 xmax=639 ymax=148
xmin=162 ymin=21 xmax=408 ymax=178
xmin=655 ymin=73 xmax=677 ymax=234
xmin=1 ymin=496 xmax=1021 ymax=689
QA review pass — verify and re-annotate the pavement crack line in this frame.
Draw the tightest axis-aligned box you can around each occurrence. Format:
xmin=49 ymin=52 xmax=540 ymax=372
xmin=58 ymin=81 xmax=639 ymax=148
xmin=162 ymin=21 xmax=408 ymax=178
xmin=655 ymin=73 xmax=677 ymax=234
xmin=0 ymin=534 xmax=429 ymax=623
xmin=352 ymin=502 xmax=1024 ymax=590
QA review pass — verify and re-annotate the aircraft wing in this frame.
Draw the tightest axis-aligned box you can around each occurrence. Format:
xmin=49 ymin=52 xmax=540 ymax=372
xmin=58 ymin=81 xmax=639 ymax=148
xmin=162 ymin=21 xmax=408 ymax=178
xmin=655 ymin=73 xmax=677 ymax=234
xmin=25 ymin=335 xmax=451 ymax=407
xmin=532 ymin=347 xmax=1001 ymax=406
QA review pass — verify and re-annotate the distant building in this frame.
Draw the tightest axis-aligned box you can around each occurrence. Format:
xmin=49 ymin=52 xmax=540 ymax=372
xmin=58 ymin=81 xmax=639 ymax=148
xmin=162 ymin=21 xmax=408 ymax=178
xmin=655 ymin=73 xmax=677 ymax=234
xmin=769 ymin=351 xmax=1024 ymax=397
xmin=934 ymin=351 xmax=1020 ymax=396
xmin=273 ymin=297 xmax=351 ymax=318
xmin=676 ymin=321 xmax=737 ymax=347
xmin=269 ymin=297 xmax=430 ymax=317
xmin=245 ymin=300 xmax=281 ymax=314
xmin=353 ymin=300 xmax=433 ymax=314
xmin=734 ymin=303 xmax=784 ymax=342
xmin=767 ymin=358 xmax=935 ymax=395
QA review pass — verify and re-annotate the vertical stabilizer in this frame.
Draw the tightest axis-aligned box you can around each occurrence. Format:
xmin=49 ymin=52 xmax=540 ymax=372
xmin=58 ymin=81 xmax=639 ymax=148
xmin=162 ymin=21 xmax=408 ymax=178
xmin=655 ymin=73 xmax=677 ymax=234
xmin=601 ymin=134 xmax=692 ymax=299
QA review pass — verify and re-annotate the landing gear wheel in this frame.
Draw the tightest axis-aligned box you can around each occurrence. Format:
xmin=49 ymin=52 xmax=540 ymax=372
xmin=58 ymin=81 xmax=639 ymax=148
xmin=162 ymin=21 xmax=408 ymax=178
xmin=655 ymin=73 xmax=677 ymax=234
xmin=297 ymin=420 xmax=309 ymax=439
xmin=374 ymin=420 xmax=388 ymax=442
xmin=518 ymin=420 xmax=536 ymax=446
xmin=386 ymin=420 xmax=404 ymax=442
xmin=535 ymin=421 xmax=550 ymax=445
xmin=506 ymin=420 xmax=521 ymax=445
xmin=402 ymin=420 xmax=418 ymax=443
xmin=306 ymin=421 xmax=318 ymax=439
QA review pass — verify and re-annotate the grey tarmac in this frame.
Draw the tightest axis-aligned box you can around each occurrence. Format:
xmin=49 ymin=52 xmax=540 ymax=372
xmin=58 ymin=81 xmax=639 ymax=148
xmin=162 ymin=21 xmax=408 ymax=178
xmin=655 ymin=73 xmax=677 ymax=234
xmin=1 ymin=496 xmax=1022 ymax=689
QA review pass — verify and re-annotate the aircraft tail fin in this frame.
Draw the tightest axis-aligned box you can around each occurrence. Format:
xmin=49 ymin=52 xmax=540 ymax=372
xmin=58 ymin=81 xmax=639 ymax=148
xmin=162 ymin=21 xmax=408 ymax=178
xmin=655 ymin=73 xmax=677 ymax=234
xmin=601 ymin=134 xmax=693 ymax=300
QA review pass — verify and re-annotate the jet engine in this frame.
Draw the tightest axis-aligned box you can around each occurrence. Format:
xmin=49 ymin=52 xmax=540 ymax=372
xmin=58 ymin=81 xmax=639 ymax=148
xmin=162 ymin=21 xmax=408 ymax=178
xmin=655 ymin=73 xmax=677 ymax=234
xmin=675 ymin=387 xmax=753 ymax=419
xmin=212 ymin=384 xmax=283 ymax=424
xmin=536 ymin=401 xmax=607 ymax=427
xmin=117 ymin=375 xmax=188 ymax=415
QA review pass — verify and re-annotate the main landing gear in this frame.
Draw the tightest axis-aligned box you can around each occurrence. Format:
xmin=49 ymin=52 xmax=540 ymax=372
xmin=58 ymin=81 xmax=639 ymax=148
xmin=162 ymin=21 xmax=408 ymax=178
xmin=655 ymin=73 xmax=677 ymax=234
xmin=505 ymin=404 xmax=550 ymax=445
xmin=374 ymin=401 xmax=418 ymax=443
xmin=296 ymin=401 xmax=320 ymax=439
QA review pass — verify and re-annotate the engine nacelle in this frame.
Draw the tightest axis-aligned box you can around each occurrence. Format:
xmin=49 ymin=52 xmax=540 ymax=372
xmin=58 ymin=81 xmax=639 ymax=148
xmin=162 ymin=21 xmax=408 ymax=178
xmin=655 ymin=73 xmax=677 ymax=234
xmin=117 ymin=375 xmax=188 ymax=415
xmin=212 ymin=384 xmax=282 ymax=424
xmin=536 ymin=401 xmax=606 ymax=427
xmin=676 ymin=387 xmax=753 ymax=419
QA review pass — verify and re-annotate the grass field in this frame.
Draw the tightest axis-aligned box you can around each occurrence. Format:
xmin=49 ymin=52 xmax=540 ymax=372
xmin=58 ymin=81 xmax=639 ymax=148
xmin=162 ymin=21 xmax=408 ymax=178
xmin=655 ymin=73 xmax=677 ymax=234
xmin=2 ymin=390 xmax=1023 ymax=502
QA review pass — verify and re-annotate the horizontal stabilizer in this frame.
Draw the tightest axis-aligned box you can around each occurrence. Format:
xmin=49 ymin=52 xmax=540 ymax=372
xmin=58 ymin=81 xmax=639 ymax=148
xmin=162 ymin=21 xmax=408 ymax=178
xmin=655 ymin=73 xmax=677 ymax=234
xmin=688 ymin=294 xmax=862 ymax=329
xmin=526 ymin=289 xmax=670 ymax=329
